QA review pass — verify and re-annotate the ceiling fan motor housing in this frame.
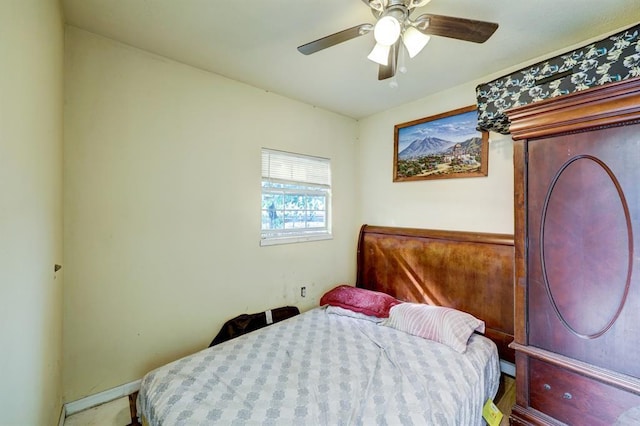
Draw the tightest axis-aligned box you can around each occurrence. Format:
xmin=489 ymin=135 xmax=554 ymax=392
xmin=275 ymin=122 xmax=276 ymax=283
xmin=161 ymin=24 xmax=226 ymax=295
xmin=364 ymin=0 xmax=430 ymax=14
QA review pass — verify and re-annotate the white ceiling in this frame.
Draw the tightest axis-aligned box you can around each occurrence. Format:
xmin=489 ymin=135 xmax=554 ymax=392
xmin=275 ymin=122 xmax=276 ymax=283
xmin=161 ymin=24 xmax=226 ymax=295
xmin=62 ymin=0 xmax=640 ymax=119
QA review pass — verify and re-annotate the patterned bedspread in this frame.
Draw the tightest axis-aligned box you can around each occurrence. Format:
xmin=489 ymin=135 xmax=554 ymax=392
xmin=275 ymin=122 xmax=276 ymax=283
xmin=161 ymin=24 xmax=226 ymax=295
xmin=138 ymin=307 xmax=500 ymax=425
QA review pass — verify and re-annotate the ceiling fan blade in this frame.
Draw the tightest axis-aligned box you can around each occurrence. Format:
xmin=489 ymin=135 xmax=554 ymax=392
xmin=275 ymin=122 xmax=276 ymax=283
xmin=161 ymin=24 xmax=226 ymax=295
xmin=297 ymin=24 xmax=373 ymax=55
xmin=414 ymin=14 xmax=498 ymax=43
xmin=378 ymin=41 xmax=399 ymax=80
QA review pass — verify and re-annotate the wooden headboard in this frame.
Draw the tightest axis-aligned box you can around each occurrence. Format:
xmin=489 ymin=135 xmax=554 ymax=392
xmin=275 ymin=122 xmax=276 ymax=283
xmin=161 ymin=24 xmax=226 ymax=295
xmin=356 ymin=225 xmax=515 ymax=363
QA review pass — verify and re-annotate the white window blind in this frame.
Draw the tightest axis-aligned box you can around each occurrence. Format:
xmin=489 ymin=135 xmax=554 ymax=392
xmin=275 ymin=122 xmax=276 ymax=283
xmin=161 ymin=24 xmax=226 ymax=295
xmin=261 ymin=149 xmax=330 ymax=187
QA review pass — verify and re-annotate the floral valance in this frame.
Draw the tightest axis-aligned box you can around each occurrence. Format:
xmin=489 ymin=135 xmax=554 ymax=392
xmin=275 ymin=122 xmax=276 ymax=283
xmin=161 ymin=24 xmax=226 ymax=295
xmin=476 ymin=23 xmax=640 ymax=134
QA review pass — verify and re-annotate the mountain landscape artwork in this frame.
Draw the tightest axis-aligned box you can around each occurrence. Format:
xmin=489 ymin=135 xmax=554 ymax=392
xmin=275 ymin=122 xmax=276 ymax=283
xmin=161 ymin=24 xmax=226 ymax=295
xmin=393 ymin=105 xmax=488 ymax=181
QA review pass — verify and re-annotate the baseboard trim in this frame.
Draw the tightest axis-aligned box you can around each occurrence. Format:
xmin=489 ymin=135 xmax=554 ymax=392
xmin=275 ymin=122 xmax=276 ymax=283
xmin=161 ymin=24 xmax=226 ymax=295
xmin=64 ymin=379 xmax=141 ymax=417
xmin=500 ymin=359 xmax=516 ymax=377
xmin=58 ymin=404 xmax=66 ymax=426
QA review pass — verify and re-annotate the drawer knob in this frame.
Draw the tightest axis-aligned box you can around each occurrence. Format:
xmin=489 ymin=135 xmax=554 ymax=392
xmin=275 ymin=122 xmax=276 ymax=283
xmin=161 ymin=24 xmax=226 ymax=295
xmin=563 ymin=392 xmax=573 ymax=400
xmin=543 ymin=384 xmax=551 ymax=390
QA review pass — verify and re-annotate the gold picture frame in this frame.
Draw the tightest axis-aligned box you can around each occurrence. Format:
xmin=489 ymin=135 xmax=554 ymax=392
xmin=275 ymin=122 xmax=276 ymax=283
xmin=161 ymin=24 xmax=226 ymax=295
xmin=393 ymin=105 xmax=489 ymax=182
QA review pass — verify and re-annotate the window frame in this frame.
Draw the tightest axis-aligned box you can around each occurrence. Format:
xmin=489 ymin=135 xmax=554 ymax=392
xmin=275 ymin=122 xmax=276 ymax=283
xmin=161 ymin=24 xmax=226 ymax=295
xmin=260 ymin=148 xmax=332 ymax=246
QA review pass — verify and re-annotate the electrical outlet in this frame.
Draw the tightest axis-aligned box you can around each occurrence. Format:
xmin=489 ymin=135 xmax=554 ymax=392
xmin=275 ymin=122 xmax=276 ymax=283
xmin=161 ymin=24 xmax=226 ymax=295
xmin=300 ymin=286 xmax=306 ymax=297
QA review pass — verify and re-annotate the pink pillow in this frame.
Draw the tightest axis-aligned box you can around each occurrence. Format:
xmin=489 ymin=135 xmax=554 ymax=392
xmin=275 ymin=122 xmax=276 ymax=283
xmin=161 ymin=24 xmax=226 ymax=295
xmin=319 ymin=285 xmax=400 ymax=318
xmin=381 ymin=302 xmax=485 ymax=353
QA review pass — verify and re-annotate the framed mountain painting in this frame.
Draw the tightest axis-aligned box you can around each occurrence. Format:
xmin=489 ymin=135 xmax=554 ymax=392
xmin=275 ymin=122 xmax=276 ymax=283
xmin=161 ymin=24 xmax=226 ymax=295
xmin=393 ymin=105 xmax=489 ymax=182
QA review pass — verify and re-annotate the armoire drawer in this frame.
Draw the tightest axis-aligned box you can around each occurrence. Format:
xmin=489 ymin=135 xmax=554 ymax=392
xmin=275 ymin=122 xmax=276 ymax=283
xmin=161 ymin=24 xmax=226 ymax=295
xmin=529 ymin=358 xmax=640 ymax=425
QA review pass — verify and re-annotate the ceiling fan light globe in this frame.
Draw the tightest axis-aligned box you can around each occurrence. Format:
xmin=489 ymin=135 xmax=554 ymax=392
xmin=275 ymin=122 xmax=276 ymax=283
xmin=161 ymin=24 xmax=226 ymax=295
xmin=367 ymin=43 xmax=390 ymax=66
xmin=402 ymin=26 xmax=431 ymax=58
xmin=374 ymin=16 xmax=402 ymax=46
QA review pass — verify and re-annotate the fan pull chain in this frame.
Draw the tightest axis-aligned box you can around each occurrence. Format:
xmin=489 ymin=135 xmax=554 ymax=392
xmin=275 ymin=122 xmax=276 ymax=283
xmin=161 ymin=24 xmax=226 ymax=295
xmin=398 ymin=43 xmax=408 ymax=74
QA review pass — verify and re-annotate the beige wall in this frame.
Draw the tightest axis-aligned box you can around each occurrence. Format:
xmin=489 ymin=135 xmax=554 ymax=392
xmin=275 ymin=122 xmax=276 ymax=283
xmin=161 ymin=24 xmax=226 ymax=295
xmin=0 ymin=0 xmax=65 ymax=424
xmin=63 ymin=27 xmax=359 ymax=401
xmin=357 ymin=82 xmax=514 ymax=234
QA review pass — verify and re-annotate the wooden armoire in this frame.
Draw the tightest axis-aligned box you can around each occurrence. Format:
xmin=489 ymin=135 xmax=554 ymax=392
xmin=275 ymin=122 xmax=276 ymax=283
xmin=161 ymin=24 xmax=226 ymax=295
xmin=507 ymin=77 xmax=640 ymax=425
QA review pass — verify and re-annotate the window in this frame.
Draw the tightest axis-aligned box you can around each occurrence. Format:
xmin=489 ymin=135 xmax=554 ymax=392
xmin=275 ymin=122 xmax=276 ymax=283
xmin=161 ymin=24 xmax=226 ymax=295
xmin=261 ymin=148 xmax=331 ymax=246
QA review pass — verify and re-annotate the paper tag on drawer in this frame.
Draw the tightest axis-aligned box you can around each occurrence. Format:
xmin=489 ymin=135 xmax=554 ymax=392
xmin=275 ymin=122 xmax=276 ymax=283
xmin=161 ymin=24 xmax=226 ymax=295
xmin=482 ymin=398 xmax=503 ymax=426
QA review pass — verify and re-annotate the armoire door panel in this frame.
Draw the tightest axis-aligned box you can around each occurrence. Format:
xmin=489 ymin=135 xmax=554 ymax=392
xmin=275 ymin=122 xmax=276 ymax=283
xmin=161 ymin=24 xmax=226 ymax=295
xmin=527 ymin=124 xmax=640 ymax=378
xmin=540 ymin=155 xmax=631 ymax=338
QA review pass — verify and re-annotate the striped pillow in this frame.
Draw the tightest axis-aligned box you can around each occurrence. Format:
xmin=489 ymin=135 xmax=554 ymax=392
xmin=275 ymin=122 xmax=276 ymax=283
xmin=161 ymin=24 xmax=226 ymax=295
xmin=381 ymin=303 xmax=485 ymax=353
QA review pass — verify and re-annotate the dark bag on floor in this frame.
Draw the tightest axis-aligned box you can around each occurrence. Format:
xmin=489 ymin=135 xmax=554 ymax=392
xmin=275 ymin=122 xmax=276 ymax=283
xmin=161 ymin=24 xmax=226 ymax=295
xmin=208 ymin=306 xmax=300 ymax=347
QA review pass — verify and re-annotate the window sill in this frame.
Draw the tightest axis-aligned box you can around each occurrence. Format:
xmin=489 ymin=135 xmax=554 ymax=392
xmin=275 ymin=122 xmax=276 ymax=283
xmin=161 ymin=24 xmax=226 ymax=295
xmin=260 ymin=233 xmax=333 ymax=247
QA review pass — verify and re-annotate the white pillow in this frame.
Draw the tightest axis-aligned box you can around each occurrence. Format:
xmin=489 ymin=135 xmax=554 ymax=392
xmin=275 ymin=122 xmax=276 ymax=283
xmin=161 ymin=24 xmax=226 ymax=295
xmin=381 ymin=302 xmax=485 ymax=353
xmin=325 ymin=305 xmax=384 ymax=323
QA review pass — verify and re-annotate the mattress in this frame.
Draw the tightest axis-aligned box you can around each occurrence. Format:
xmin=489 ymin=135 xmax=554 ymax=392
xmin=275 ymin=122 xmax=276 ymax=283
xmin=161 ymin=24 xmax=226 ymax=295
xmin=138 ymin=307 xmax=500 ymax=425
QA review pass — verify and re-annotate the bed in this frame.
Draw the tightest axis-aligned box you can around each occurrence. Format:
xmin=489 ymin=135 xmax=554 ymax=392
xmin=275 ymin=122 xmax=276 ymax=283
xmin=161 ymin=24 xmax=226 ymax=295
xmin=136 ymin=225 xmax=515 ymax=425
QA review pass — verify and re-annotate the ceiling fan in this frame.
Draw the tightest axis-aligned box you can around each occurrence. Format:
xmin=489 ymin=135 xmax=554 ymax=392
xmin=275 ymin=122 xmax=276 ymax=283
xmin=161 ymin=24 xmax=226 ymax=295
xmin=297 ymin=0 xmax=498 ymax=81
